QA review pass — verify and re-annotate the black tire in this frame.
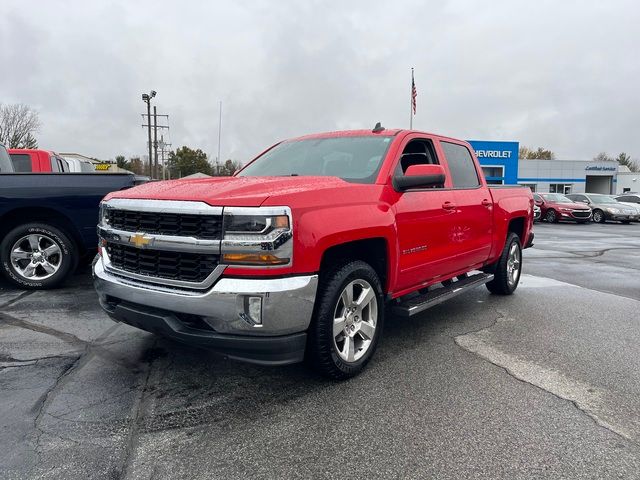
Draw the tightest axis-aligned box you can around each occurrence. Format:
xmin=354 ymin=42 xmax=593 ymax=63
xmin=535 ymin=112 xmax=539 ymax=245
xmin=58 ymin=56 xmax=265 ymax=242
xmin=545 ymin=209 xmax=558 ymax=223
xmin=592 ymin=209 xmax=606 ymax=223
xmin=0 ymin=223 xmax=77 ymax=289
xmin=486 ymin=232 xmax=522 ymax=295
xmin=621 ymin=221 xmax=631 ymax=224
xmin=306 ymin=260 xmax=384 ymax=380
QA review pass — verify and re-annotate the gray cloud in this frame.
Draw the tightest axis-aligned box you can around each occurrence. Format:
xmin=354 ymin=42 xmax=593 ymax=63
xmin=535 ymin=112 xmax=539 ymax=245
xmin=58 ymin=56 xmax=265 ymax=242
xmin=1 ymin=0 xmax=639 ymax=163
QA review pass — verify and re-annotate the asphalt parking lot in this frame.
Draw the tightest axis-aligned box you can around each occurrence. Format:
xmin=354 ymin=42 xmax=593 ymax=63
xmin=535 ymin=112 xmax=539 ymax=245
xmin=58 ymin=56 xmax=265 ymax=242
xmin=1 ymin=221 xmax=640 ymax=479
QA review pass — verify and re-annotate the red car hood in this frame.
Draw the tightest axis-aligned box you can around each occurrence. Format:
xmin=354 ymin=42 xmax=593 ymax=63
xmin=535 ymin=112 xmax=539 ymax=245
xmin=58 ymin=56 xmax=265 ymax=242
xmin=104 ymin=176 xmax=361 ymax=207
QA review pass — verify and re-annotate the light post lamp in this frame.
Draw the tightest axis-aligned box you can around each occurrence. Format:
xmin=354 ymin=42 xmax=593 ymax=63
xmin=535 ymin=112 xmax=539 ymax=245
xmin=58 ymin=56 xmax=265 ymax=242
xmin=141 ymin=90 xmax=156 ymax=178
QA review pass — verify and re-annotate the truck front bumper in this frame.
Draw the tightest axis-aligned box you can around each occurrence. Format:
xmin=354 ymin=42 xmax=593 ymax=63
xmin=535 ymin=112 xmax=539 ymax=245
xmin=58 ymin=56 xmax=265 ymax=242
xmin=93 ymin=259 xmax=318 ymax=365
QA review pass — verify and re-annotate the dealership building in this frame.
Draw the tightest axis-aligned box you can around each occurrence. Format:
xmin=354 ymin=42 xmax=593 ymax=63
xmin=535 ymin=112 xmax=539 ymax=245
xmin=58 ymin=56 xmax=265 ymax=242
xmin=467 ymin=140 xmax=629 ymax=194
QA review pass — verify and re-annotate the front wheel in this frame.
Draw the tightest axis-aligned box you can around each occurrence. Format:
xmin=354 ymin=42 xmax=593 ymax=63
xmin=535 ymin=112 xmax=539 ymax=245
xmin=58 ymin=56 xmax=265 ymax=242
xmin=306 ymin=260 xmax=384 ymax=380
xmin=545 ymin=209 xmax=558 ymax=223
xmin=486 ymin=232 xmax=522 ymax=295
xmin=592 ymin=210 xmax=606 ymax=223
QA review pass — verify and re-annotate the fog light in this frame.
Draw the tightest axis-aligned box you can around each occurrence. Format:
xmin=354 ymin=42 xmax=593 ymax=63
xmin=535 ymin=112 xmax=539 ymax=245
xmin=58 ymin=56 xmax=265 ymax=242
xmin=247 ymin=296 xmax=262 ymax=325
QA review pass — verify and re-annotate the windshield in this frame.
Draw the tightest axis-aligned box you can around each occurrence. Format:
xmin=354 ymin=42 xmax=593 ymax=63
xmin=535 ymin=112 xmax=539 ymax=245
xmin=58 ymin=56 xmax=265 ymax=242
xmin=588 ymin=194 xmax=616 ymax=204
xmin=0 ymin=145 xmax=14 ymax=173
xmin=541 ymin=193 xmax=573 ymax=202
xmin=238 ymin=136 xmax=393 ymax=183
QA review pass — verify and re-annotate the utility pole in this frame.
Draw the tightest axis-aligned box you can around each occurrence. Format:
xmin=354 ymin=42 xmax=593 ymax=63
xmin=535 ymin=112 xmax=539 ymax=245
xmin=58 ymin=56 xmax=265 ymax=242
xmin=216 ymin=100 xmax=222 ymax=175
xmin=141 ymin=90 xmax=156 ymax=178
xmin=409 ymin=68 xmax=414 ymax=130
xmin=141 ymin=108 xmax=169 ymax=180
xmin=159 ymin=135 xmax=172 ymax=180
xmin=153 ymin=106 xmax=159 ymax=179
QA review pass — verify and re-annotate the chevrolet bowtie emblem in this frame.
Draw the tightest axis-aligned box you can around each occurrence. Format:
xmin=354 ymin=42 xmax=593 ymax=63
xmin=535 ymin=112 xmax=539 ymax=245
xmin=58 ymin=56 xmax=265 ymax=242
xmin=129 ymin=233 xmax=154 ymax=248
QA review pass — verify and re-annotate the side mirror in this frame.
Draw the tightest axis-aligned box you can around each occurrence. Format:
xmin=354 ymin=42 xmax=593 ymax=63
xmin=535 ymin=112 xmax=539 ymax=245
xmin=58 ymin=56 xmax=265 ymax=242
xmin=393 ymin=164 xmax=446 ymax=191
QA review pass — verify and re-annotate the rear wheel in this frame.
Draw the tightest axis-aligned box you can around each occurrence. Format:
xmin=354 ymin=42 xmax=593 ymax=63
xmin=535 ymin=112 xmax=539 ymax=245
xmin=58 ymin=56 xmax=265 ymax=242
xmin=0 ymin=223 xmax=77 ymax=289
xmin=621 ymin=221 xmax=631 ymax=224
xmin=486 ymin=232 xmax=522 ymax=295
xmin=306 ymin=260 xmax=384 ymax=380
xmin=592 ymin=209 xmax=606 ymax=223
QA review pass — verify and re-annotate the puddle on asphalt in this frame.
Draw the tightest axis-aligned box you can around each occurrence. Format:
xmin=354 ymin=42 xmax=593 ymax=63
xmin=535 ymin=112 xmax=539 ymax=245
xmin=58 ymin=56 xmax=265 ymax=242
xmin=518 ymin=274 xmax=577 ymax=289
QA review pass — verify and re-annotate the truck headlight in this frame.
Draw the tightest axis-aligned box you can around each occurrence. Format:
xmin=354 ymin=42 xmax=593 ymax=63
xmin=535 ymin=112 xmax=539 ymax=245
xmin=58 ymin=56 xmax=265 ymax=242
xmin=98 ymin=202 xmax=107 ymax=226
xmin=221 ymin=207 xmax=292 ymax=266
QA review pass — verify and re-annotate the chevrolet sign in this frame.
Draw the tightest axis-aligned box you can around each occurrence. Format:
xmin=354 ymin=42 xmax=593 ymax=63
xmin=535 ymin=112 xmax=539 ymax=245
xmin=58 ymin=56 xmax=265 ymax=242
xmin=474 ymin=150 xmax=513 ymax=158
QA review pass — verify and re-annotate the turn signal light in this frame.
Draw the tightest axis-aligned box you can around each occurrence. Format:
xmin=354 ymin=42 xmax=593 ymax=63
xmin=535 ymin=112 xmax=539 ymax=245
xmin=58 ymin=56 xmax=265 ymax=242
xmin=222 ymin=253 xmax=290 ymax=265
xmin=273 ymin=215 xmax=290 ymax=229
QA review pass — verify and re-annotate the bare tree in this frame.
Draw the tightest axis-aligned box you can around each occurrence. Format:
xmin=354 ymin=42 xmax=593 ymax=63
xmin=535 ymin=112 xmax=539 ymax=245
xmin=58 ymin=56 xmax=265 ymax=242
xmin=593 ymin=152 xmax=613 ymax=162
xmin=519 ymin=146 xmax=555 ymax=160
xmin=0 ymin=103 xmax=41 ymax=148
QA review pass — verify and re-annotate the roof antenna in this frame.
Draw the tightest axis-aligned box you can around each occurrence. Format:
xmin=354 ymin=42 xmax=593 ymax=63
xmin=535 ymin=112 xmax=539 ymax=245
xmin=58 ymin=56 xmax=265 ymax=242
xmin=372 ymin=122 xmax=385 ymax=133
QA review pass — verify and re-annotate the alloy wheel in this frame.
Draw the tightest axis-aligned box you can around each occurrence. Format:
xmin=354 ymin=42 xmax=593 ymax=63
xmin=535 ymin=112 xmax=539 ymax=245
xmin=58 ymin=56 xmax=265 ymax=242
xmin=546 ymin=210 xmax=556 ymax=222
xmin=506 ymin=242 xmax=521 ymax=287
xmin=10 ymin=234 xmax=63 ymax=281
xmin=332 ymin=279 xmax=378 ymax=363
xmin=593 ymin=211 xmax=604 ymax=223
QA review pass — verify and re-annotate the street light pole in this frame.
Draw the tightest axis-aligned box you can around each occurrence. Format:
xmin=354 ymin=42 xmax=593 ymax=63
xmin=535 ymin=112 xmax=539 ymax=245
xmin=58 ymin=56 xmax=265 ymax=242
xmin=141 ymin=90 xmax=156 ymax=178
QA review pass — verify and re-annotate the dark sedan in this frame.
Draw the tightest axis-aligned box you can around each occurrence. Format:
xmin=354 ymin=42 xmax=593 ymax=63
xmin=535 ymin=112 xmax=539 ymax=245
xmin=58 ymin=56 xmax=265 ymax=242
xmin=566 ymin=193 xmax=635 ymax=224
xmin=533 ymin=193 xmax=592 ymax=223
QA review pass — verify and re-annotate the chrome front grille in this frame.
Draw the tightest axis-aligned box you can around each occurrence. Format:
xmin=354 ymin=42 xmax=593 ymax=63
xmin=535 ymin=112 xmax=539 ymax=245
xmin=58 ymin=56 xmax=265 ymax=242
xmin=99 ymin=199 xmax=224 ymax=289
xmin=105 ymin=209 xmax=222 ymax=239
xmin=106 ymin=243 xmax=219 ymax=283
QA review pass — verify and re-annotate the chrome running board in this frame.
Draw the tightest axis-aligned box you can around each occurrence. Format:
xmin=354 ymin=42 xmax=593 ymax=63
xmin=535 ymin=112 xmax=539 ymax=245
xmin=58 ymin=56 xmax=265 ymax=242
xmin=392 ymin=272 xmax=494 ymax=317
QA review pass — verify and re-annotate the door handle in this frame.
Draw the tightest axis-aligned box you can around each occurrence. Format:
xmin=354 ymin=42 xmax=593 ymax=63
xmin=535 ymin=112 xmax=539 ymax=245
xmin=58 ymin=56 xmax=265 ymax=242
xmin=481 ymin=199 xmax=492 ymax=207
xmin=442 ymin=201 xmax=456 ymax=210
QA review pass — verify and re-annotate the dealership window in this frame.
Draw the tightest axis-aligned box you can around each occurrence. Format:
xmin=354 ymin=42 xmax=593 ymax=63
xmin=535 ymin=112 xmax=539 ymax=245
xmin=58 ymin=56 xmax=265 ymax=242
xmin=520 ymin=183 xmax=536 ymax=192
xmin=550 ymin=183 xmax=573 ymax=194
xmin=440 ymin=142 xmax=480 ymax=188
xmin=481 ymin=165 xmax=504 ymax=185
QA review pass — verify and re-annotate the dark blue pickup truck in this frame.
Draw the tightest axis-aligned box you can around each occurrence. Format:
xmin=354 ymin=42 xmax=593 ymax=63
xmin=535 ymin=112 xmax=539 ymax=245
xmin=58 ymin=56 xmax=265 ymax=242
xmin=0 ymin=143 xmax=142 ymax=289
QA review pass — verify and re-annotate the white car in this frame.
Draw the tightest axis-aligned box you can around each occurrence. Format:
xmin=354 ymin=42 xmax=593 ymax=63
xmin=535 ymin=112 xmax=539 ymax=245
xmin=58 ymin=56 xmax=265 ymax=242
xmin=607 ymin=195 xmax=640 ymax=222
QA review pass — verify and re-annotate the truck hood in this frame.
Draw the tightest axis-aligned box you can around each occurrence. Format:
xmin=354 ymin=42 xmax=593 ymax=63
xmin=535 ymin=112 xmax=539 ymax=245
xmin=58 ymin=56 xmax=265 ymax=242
xmin=104 ymin=175 xmax=365 ymax=207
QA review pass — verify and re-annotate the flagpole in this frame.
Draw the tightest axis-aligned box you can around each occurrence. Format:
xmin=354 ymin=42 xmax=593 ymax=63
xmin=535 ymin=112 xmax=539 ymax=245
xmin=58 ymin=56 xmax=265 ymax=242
xmin=409 ymin=68 xmax=414 ymax=129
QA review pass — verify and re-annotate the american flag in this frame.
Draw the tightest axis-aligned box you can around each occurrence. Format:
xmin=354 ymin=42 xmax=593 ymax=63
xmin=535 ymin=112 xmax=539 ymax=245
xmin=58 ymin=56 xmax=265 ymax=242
xmin=411 ymin=70 xmax=417 ymax=115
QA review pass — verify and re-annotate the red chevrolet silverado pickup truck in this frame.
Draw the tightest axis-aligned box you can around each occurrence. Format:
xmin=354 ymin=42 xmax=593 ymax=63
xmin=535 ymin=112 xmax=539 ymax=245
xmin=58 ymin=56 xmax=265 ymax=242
xmin=93 ymin=127 xmax=534 ymax=379
xmin=8 ymin=149 xmax=70 ymax=172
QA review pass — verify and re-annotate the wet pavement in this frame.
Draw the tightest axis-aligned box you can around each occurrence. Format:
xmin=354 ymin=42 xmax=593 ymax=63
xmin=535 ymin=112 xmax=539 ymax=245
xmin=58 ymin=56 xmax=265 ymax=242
xmin=1 ymin=221 xmax=640 ymax=479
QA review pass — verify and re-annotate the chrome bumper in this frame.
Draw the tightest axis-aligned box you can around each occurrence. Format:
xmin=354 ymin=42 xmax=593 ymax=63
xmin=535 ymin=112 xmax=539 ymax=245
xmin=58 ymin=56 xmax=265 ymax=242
xmin=93 ymin=258 xmax=318 ymax=337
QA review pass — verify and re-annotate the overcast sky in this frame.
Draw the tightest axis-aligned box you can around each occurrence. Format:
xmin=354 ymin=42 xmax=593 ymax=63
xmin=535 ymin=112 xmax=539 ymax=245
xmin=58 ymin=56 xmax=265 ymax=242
xmin=1 ymin=0 xmax=639 ymax=164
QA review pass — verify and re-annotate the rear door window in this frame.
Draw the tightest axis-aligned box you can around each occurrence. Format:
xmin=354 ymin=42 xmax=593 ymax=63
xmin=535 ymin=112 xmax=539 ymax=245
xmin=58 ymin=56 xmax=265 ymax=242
xmin=57 ymin=156 xmax=70 ymax=172
xmin=10 ymin=153 xmax=33 ymax=172
xmin=440 ymin=141 xmax=480 ymax=188
xmin=50 ymin=155 xmax=60 ymax=172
